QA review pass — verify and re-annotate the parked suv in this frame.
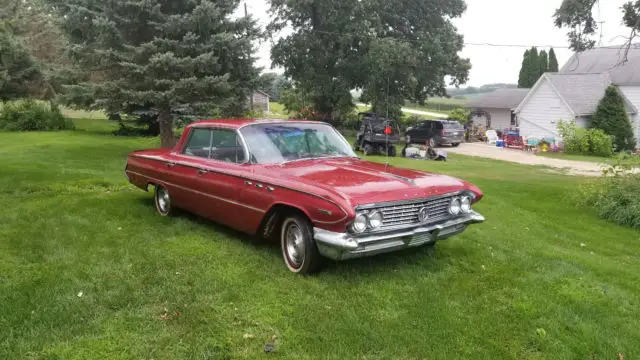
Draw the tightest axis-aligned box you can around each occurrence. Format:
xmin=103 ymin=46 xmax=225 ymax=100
xmin=405 ymin=119 xmax=464 ymax=147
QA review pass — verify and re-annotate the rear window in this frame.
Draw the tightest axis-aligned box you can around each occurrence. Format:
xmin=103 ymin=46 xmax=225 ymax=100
xmin=444 ymin=122 xmax=463 ymax=129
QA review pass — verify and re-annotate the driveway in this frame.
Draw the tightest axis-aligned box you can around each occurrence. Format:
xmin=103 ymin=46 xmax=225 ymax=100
xmin=443 ymin=143 xmax=605 ymax=176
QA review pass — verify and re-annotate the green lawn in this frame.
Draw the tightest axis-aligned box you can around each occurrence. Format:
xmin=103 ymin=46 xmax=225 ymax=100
xmin=1 ymin=119 xmax=640 ymax=359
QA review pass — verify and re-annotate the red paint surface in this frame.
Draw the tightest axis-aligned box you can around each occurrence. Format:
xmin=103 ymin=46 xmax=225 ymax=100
xmin=126 ymin=119 xmax=483 ymax=234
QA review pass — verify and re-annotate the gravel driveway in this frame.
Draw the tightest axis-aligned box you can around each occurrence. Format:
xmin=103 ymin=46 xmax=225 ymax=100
xmin=443 ymin=143 xmax=606 ymax=176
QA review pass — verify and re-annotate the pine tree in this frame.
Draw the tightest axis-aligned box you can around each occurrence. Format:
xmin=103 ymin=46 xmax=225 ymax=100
xmin=591 ymin=86 xmax=637 ymax=151
xmin=518 ymin=49 xmax=531 ymax=88
xmin=539 ymin=50 xmax=548 ymax=77
xmin=0 ymin=25 xmax=43 ymax=101
xmin=548 ymin=48 xmax=559 ymax=72
xmin=50 ymin=0 xmax=261 ymax=147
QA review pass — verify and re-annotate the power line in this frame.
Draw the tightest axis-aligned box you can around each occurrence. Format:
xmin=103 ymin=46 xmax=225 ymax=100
xmin=256 ymin=23 xmax=574 ymax=49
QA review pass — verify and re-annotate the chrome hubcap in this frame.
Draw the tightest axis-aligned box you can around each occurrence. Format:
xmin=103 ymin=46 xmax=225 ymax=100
xmin=285 ymin=223 xmax=305 ymax=267
xmin=157 ymin=188 xmax=170 ymax=213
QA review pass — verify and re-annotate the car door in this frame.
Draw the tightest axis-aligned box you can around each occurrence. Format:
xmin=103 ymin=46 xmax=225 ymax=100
xmin=178 ymin=128 xmax=251 ymax=229
xmin=412 ymin=121 xmax=430 ymax=144
xmin=432 ymin=122 xmax=444 ymax=143
xmin=163 ymin=127 xmax=212 ymax=210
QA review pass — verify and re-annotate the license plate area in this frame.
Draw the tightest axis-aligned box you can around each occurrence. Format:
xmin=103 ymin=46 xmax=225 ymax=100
xmin=403 ymin=232 xmax=433 ymax=246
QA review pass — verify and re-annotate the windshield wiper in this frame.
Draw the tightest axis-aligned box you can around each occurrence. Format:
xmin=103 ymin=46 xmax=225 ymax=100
xmin=281 ymin=154 xmax=357 ymax=164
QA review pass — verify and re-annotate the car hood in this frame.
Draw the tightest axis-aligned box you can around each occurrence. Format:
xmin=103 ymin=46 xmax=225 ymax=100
xmin=261 ymin=158 xmax=471 ymax=207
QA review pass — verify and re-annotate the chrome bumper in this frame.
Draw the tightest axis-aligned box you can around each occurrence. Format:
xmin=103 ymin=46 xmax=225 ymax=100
xmin=313 ymin=211 xmax=485 ymax=260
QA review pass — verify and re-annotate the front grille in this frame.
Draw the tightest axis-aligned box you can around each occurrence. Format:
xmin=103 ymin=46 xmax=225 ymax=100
xmin=377 ymin=196 xmax=453 ymax=230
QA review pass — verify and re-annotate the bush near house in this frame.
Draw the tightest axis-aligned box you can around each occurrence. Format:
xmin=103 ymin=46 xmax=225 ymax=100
xmin=591 ymin=86 xmax=637 ymax=151
xmin=575 ymin=153 xmax=640 ymax=229
xmin=0 ymin=99 xmax=74 ymax=131
xmin=557 ymin=119 xmax=613 ymax=157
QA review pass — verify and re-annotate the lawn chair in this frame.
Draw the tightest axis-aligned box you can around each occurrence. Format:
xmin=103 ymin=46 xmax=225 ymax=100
xmin=524 ymin=136 xmax=540 ymax=152
xmin=485 ymin=130 xmax=499 ymax=145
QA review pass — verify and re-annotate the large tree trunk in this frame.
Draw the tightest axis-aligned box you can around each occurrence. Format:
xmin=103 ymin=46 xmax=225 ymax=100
xmin=158 ymin=108 xmax=175 ymax=148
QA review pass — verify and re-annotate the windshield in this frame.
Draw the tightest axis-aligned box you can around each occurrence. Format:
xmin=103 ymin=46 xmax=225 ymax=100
xmin=240 ymin=122 xmax=357 ymax=164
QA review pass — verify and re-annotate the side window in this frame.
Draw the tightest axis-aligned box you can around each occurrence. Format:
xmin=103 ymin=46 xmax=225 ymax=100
xmin=183 ymin=128 xmax=212 ymax=158
xmin=210 ymin=129 xmax=246 ymax=164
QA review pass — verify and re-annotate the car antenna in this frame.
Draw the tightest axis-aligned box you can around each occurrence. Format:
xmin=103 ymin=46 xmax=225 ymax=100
xmin=385 ymin=76 xmax=390 ymax=172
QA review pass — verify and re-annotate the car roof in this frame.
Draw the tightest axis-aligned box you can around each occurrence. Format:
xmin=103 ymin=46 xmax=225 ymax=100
xmin=186 ymin=118 xmax=328 ymax=129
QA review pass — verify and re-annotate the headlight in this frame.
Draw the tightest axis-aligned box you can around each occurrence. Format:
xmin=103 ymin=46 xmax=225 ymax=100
xmin=449 ymin=197 xmax=461 ymax=215
xmin=460 ymin=195 xmax=472 ymax=213
xmin=368 ymin=211 xmax=383 ymax=229
xmin=351 ymin=213 xmax=368 ymax=233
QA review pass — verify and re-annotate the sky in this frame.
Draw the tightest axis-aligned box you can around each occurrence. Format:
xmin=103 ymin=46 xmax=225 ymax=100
xmin=236 ymin=0 xmax=635 ymax=87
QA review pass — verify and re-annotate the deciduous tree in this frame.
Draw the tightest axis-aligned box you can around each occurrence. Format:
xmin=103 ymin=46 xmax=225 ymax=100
xmin=268 ymin=0 xmax=470 ymax=122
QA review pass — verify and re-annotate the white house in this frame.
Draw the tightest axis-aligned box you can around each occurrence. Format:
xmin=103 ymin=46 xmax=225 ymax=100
xmin=514 ymin=46 xmax=640 ymax=147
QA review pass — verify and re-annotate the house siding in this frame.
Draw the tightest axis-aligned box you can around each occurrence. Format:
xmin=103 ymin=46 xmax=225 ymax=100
xmin=516 ymin=79 xmax=574 ymax=140
xmin=488 ymin=108 xmax=512 ymax=131
xmin=617 ymin=86 xmax=640 ymax=148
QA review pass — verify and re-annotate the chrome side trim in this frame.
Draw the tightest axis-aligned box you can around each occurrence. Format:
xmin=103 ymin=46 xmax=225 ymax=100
xmin=125 ymin=170 xmax=266 ymax=213
xmin=128 ymin=154 xmax=351 ymax=224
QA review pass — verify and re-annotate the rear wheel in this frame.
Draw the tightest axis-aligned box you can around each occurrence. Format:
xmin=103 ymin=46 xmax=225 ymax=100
xmin=154 ymin=184 xmax=174 ymax=216
xmin=388 ymin=145 xmax=397 ymax=157
xmin=280 ymin=214 xmax=322 ymax=274
xmin=363 ymin=143 xmax=373 ymax=156
xmin=451 ymin=142 xmax=461 ymax=147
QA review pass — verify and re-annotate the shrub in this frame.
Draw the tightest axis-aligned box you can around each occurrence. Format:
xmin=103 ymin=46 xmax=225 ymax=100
xmin=576 ymin=175 xmax=640 ymax=229
xmin=591 ymin=85 xmax=637 ymax=151
xmin=0 ymin=100 xmax=74 ymax=131
xmin=557 ymin=119 xmax=613 ymax=157
xmin=574 ymin=153 xmax=640 ymax=228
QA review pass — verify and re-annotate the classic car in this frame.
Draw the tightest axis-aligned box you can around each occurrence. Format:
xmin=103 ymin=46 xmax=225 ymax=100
xmin=124 ymin=119 xmax=485 ymax=274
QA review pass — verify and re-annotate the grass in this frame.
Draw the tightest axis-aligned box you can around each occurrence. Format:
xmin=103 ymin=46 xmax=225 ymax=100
xmin=2 ymin=118 xmax=640 ymax=359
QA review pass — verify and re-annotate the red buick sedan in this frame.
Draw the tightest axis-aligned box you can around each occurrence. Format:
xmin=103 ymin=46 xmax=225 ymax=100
xmin=125 ymin=119 xmax=485 ymax=274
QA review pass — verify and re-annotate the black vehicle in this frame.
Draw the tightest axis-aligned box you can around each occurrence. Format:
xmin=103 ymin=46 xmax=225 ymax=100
xmin=353 ymin=112 xmax=401 ymax=156
xmin=405 ymin=119 xmax=464 ymax=147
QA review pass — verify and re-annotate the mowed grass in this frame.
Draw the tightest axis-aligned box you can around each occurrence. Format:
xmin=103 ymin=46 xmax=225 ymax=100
xmin=1 ymin=119 xmax=640 ymax=359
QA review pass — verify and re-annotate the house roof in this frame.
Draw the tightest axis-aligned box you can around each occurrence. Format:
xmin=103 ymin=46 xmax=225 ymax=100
xmin=463 ymin=88 xmax=530 ymax=110
xmin=546 ymin=73 xmax=616 ymax=115
xmin=254 ymin=90 xmax=270 ymax=97
xmin=514 ymin=72 xmax=637 ymax=116
xmin=560 ymin=44 xmax=640 ymax=86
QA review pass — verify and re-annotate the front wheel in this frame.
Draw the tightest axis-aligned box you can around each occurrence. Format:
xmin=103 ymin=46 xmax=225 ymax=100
xmin=451 ymin=142 xmax=461 ymax=147
xmin=280 ymin=214 xmax=322 ymax=274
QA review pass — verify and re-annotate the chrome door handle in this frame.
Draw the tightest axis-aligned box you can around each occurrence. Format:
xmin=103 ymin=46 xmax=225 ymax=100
xmin=197 ymin=168 xmax=207 ymax=175
xmin=255 ymin=184 xmax=263 ymax=189
xmin=167 ymin=162 xmax=176 ymax=168
xmin=245 ymin=180 xmax=253 ymax=185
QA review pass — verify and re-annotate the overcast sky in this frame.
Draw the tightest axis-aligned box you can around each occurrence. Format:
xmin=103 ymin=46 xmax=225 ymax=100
xmin=237 ymin=0 xmax=634 ymax=87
